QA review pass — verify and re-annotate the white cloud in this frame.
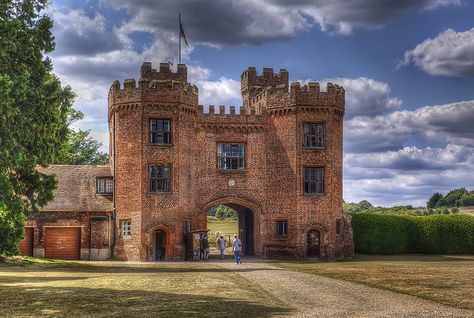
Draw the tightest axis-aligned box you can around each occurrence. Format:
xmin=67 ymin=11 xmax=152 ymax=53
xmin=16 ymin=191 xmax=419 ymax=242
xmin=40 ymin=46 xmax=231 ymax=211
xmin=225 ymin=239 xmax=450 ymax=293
xmin=197 ymin=78 xmax=241 ymax=107
xmin=344 ymin=144 xmax=474 ymax=206
xmin=402 ymin=27 xmax=474 ymax=77
xmin=345 ymin=100 xmax=474 ymax=152
xmin=325 ymin=77 xmax=401 ymax=118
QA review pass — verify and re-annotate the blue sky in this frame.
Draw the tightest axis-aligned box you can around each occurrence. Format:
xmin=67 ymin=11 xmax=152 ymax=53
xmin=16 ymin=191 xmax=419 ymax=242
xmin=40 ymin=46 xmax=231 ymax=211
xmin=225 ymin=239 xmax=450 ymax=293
xmin=48 ymin=0 xmax=474 ymax=206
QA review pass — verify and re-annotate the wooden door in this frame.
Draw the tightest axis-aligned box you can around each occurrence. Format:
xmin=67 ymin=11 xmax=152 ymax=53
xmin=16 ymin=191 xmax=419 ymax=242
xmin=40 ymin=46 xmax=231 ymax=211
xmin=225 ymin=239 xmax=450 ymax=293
xmin=307 ymin=229 xmax=320 ymax=258
xmin=155 ymin=230 xmax=166 ymax=261
xmin=19 ymin=227 xmax=34 ymax=256
xmin=45 ymin=227 xmax=81 ymax=260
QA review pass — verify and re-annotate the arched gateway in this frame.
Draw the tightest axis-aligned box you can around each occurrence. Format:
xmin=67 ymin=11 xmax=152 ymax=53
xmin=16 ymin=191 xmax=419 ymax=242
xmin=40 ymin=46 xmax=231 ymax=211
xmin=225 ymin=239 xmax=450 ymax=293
xmin=108 ymin=62 xmax=354 ymax=261
xmin=202 ymin=196 xmax=261 ymax=256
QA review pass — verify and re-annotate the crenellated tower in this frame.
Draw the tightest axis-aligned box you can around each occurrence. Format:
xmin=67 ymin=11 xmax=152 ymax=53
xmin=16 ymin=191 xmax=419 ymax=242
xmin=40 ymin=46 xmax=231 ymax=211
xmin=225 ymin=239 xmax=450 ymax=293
xmin=108 ymin=62 xmax=353 ymax=262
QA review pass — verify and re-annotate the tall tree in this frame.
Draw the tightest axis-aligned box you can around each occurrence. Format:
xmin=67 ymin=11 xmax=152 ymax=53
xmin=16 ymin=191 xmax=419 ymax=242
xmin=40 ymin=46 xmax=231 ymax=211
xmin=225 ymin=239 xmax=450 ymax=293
xmin=426 ymin=192 xmax=443 ymax=209
xmin=0 ymin=0 xmax=75 ymax=256
xmin=56 ymin=110 xmax=109 ymax=165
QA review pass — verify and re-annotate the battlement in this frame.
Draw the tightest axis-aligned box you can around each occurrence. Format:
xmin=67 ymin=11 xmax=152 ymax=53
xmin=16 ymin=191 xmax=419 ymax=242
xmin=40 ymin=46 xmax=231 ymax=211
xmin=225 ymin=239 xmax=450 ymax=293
xmin=197 ymin=105 xmax=268 ymax=116
xmin=241 ymin=67 xmax=289 ymax=89
xmin=241 ymin=67 xmax=289 ymax=108
xmin=140 ymin=62 xmax=187 ymax=82
xmin=289 ymin=82 xmax=344 ymax=96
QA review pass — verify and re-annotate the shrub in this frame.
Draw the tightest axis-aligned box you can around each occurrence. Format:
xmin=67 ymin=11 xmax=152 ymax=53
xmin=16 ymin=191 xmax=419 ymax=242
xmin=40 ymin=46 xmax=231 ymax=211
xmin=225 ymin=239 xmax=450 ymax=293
xmin=352 ymin=214 xmax=411 ymax=254
xmin=352 ymin=213 xmax=474 ymax=255
xmin=411 ymin=215 xmax=474 ymax=254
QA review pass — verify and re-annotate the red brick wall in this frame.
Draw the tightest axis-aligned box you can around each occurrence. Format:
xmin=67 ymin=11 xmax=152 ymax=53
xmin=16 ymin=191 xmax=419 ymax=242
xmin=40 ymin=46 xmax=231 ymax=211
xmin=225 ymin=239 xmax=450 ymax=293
xmin=109 ymin=63 xmax=353 ymax=261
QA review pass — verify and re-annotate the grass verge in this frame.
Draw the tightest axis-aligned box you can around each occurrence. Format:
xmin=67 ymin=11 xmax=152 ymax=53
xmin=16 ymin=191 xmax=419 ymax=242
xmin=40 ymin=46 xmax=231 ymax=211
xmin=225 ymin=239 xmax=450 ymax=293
xmin=272 ymin=254 xmax=474 ymax=310
xmin=0 ymin=257 xmax=291 ymax=317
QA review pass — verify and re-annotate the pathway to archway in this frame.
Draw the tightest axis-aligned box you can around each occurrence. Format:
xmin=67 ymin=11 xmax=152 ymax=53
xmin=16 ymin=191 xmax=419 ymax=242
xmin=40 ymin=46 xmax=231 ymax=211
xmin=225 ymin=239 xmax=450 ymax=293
xmin=217 ymin=260 xmax=471 ymax=317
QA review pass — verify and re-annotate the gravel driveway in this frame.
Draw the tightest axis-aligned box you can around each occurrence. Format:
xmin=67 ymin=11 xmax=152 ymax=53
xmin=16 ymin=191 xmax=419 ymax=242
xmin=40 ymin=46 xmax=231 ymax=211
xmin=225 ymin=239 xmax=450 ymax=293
xmin=218 ymin=260 xmax=473 ymax=318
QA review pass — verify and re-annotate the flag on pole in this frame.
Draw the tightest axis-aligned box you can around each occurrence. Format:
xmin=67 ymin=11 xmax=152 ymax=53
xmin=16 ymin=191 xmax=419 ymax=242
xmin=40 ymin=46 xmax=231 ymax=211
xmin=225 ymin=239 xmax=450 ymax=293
xmin=179 ymin=14 xmax=189 ymax=47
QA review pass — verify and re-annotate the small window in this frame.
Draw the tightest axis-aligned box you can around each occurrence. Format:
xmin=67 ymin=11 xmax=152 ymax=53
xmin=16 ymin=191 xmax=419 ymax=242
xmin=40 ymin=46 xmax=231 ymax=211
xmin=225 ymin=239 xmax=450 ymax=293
xmin=336 ymin=219 xmax=342 ymax=235
xmin=303 ymin=123 xmax=324 ymax=148
xmin=217 ymin=143 xmax=245 ymax=170
xmin=121 ymin=220 xmax=131 ymax=237
xmin=150 ymin=119 xmax=171 ymax=145
xmin=149 ymin=165 xmax=171 ymax=193
xmin=97 ymin=178 xmax=113 ymax=194
xmin=277 ymin=220 xmax=288 ymax=236
xmin=304 ymin=167 xmax=324 ymax=195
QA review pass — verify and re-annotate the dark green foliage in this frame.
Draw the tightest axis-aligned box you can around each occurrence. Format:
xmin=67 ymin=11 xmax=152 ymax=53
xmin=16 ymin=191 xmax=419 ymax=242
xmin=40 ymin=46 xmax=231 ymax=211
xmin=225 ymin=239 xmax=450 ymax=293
xmin=427 ymin=192 xmax=443 ymax=209
xmin=410 ymin=215 xmax=474 ymax=254
xmin=0 ymin=0 xmax=75 ymax=256
xmin=443 ymin=188 xmax=467 ymax=207
xmin=352 ymin=214 xmax=474 ymax=254
xmin=213 ymin=205 xmax=237 ymax=219
xmin=0 ymin=204 xmax=25 ymax=257
xmin=352 ymin=214 xmax=411 ymax=254
xmin=460 ymin=193 xmax=474 ymax=207
xmin=343 ymin=200 xmax=373 ymax=213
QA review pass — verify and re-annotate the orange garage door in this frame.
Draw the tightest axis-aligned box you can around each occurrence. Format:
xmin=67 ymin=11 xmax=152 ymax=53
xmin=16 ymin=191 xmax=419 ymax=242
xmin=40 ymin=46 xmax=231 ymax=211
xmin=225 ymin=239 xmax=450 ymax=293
xmin=45 ymin=227 xmax=81 ymax=260
xmin=19 ymin=227 xmax=34 ymax=256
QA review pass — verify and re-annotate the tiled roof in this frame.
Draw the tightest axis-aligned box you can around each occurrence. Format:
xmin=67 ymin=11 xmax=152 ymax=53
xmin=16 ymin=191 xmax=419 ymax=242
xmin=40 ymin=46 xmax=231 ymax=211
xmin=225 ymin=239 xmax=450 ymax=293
xmin=37 ymin=165 xmax=113 ymax=212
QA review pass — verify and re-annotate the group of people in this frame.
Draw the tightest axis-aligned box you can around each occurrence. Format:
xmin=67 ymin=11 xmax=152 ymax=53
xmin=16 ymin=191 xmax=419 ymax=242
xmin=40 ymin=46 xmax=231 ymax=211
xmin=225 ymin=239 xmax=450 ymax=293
xmin=192 ymin=232 xmax=243 ymax=264
xmin=216 ymin=232 xmax=243 ymax=264
xmin=194 ymin=234 xmax=210 ymax=260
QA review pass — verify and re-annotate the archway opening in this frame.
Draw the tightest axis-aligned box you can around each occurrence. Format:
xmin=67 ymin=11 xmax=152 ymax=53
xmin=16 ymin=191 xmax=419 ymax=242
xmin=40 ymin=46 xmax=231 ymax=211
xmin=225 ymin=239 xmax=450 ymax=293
xmin=207 ymin=204 xmax=254 ymax=256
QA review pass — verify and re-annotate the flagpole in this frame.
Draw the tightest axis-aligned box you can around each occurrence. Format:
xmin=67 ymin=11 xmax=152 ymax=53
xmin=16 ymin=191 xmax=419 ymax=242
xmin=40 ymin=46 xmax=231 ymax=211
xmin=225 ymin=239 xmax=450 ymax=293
xmin=178 ymin=13 xmax=181 ymax=64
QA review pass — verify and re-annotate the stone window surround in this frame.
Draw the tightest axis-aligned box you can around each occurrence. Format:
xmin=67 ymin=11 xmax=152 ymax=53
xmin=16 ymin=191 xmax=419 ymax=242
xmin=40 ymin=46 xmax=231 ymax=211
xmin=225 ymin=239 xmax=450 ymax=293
xmin=149 ymin=118 xmax=172 ymax=146
xmin=302 ymin=121 xmax=326 ymax=149
xmin=120 ymin=220 xmax=131 ymax=237
xmin=216 ymin=142 xmax=247 ymax=172
xmin=276 ymin=219 xmax=289 ymax=237
xmin=148 ymin=163 xmax=172 ymax=194
xmin=303 ymin=166 xmax=325 ymax=196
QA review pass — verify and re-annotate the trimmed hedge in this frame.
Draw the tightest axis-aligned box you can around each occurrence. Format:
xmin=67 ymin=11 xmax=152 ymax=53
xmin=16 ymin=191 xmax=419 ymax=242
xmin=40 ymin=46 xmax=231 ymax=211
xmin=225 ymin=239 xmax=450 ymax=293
xmin=352 ymin=213 xmax=474 ymax=254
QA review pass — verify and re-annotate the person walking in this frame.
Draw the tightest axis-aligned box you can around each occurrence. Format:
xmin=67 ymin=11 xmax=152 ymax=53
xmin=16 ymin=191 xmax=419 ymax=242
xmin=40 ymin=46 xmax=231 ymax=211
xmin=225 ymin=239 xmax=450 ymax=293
xmin=219 ymin=235 xmax=226 ymax=260
xmin=232 ymin=235 xmax=242 ymax=264
xmin=202 ymin=234 xmax=210 ymax=260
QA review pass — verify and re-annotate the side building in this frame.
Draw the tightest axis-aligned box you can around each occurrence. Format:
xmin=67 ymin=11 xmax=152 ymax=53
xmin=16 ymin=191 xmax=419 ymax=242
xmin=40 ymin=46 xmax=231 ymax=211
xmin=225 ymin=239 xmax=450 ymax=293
xmin=19 ymin=165 xmax=113 ymax=260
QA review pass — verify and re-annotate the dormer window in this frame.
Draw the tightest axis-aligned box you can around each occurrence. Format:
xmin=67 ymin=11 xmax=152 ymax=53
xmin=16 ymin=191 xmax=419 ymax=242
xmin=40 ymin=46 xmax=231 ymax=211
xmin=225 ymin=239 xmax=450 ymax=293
xmin=97 ymin=177 xmax=113 ymax=195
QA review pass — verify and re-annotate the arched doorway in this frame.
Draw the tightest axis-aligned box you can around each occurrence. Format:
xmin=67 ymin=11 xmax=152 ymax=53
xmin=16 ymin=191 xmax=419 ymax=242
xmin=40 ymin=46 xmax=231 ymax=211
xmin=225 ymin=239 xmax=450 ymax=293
xmin=203 ymin=197 xmax=259 ymax=256
xmin=307 ymin=229 xmax=320 ymax=258
xmin=154 ymin=230 xmax=167 ymax=261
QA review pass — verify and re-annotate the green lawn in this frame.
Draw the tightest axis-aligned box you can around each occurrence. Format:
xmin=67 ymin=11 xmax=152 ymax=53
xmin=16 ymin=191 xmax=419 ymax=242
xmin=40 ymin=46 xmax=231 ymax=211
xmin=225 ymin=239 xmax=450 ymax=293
xmin=207 ymin=216 xmax=238 ymax=236
xmin=272 ymin=254 xmax=474 ymax=310
xmin=0 ymin=257 xmax=291 ymax=318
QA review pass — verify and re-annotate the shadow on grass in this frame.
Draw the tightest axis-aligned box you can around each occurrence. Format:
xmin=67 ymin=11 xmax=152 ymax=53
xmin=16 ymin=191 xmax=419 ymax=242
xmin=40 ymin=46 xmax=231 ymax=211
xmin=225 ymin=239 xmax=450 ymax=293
xmin=1 ymin=263 xmax=277 ymax=275
xmin=0 ymin=284 xmax=292 ymax=318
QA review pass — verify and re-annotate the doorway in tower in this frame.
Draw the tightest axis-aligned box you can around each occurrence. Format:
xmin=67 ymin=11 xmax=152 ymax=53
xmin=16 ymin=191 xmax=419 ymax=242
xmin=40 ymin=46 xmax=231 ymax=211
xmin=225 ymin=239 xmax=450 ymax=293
xmin=307 ymin=229 xmax=321 ymax=258
xmin=154 ymin=230 xmax=166 ymax=261
xmin=207 ymin=204 xmax=254 ymax=256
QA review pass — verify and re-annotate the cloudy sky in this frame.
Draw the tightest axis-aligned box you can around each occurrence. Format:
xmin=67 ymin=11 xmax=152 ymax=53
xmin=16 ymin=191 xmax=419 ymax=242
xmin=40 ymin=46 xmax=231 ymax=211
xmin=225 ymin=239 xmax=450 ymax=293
xmin=48 ymin=0 xmax=474 ymax=206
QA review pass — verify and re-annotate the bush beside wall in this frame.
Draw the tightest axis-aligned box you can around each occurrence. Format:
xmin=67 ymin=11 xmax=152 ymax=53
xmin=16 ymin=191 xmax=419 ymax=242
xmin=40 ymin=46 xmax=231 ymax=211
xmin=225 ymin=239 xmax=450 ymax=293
xmin=352 ymin=214 xmax=474 ymax=254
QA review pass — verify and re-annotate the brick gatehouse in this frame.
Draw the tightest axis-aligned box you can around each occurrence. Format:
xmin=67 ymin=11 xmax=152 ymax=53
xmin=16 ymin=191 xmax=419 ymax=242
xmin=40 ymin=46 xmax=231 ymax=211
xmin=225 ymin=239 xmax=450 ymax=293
xmin=20 ymin=62 xmax=354 ymax=261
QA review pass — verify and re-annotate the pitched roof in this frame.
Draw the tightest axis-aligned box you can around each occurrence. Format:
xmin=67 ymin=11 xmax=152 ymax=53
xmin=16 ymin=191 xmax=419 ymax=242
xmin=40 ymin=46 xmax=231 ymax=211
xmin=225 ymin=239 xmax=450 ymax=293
xmin=37 ymin=165 xmax=113 ymax=212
